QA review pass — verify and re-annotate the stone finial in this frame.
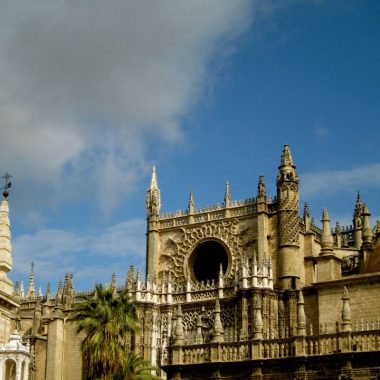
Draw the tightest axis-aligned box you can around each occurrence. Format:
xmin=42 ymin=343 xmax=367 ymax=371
xmin=335 ymin=222 xmax=342 ymax=248
xmin=146 ymin=166 xmax=161 ymax=217
xmin=173 ymin=305 xmax=184 ymax=346
xmin=303 ymin=203 xmax=310 ymax=218
xmin=126 ymin=264 xmax=134 ymax=289
xmin=26 ymin=263 xmax=36 ymax=299
xmin=277 ymin=144 xmax=299 ymax=185
xmin=69 ymin=273 xmax=74 ymax=292
xmin=56 ymin=279 xmax=63 ymax=304
xmin=46 ymin=282 xmax=51 ymax=302
xmin=280 ymin=144 xmax=294 ymax=167
xmin=136 ymin=268 xmax=142 ymax=288
xmin=224 ymin=181 xmax=231 ymax=208
xmin=110 ymin=272 xmax=117 ymax=297
xmin=188 ymin=190 xmax=195 ymax=214
xmin=354 ymin=192 xmax=362 ymax=219
xmin=218 ymin=264 xmax=224 ymax=299
xmin=352 ymin=193 xmax=363 ymax=249
xmin=297 ymin=291 xmax=306 ymax=336
xmin=149 ymin=165 xmax=158 ymax=190
xmin=341 ymin=286 xmax=352 ymax=332
xmin=14 ymin=281 xmax=20 ymax=297
xmin=20 ymin=281 xmax=25 ymax=299
xmin=257 ymin=175 xmax=266 ymax=198
xmin=361 ymin=203 xmax=373 ymax=249
xmin=211 ymin=300 xmax=224 ymax=343
xmin=304 ymin=203 xmax=310 ymax=231
xmin=321 ymin=208 xmax=334 ymax=254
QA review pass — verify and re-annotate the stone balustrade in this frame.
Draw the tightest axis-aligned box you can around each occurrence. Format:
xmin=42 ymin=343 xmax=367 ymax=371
xmin=170 ymin=329 xmax=380 ymax=365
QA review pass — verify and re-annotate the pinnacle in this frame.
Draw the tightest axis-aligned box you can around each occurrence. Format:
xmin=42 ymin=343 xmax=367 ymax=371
xmin=280 ymin=144 xmax=294 ymax=167
xmin=149 ymin=165 xmax=158 ymax=190
xmin=322 ymin=208 xmax=330 ymax=222
xmin=303 ymin=203 xmax=310 ymax=218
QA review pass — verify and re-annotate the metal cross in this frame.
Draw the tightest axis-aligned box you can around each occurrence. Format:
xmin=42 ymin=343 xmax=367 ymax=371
xmin=2 ymin=172 xmax=12 ymax=190
xmin=31 ymin=261 xmax=34 ymax=272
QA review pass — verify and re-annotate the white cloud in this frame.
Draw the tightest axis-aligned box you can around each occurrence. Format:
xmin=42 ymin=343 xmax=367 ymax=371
xmin=11 ymin=218 xmax=146 ymax=290
xmin=0 ymin=0 xmax=252 ymax=213
xmin=301 ymin=163 xmax=380 ymax=198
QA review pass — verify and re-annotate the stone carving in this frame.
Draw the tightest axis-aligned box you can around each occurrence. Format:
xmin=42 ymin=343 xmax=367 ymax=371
xmin=159 ymin=220 xmax=243 ymax=283
xmin=278 ymin=182 xmax=299 ymax=246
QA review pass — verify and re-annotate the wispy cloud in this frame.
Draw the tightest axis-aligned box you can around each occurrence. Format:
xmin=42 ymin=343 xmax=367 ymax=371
xmin=12 ymin=218 xmax=146 ymax=290
xmin=0 ymin=1 xmax=252 ymax=214
xmin=301 ymin=163 xmax=380 ymax=198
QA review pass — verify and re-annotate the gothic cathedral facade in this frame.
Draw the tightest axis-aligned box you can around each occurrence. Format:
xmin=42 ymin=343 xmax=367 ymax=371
xmin=1 ymin=144 xmax=380 ymax=379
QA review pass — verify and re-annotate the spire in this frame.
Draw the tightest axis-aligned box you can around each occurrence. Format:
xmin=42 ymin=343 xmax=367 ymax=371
xmin=14 ymin=281 xmax=20 ymax=297
xmin=224 ymin=181 xmax=231 ymax=207
xmin=280 ymin=144 xmax=294 ymax=167
xmin=150 ymin=165 xmax=158 ymax=190
xmin=146 ymin=166 xmax=161 ymax=217
xmin=188 ymin=190 xmax=195 ymax=214
xmin=353 ymin=193 xmax=363 ymax=249
xmin=211 ymin=300 xmax=224 ymax=343
xmin=361 ymin=203 xmax=373 ymax=249
xmin=354 ymin=192 xmax=362 ymax=219
xmin=277 ymin=144 xmax=298 ymax=185
xmin=321 ymin=208 xmax=334 ymax=254
xmin=26 ymin=262 xmax=36 ymax=299
xmin=173 ymin=305 xmax=184 ymax=346
xmin=0 ymin=191 xmax=13 ymax=294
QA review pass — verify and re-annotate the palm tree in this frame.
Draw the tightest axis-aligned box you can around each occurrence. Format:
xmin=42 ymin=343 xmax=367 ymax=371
xmin=116 ymin=352 xmax=160 ymax=380
xmin=74 ymin=283 xmax=139 ymax=380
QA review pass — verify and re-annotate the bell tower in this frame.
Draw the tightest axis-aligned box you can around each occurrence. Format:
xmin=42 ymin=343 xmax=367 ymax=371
xmin=276 ymin=145 xmax=301 ymax=290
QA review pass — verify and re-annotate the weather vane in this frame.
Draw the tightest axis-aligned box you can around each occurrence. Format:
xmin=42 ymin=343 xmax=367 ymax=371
xmin=2 ymin=172 xmax=12 ymax=198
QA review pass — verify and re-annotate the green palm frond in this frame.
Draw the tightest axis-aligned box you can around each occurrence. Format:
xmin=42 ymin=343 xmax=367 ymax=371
xmin=74 ymin=283 xmax=141 ymax=379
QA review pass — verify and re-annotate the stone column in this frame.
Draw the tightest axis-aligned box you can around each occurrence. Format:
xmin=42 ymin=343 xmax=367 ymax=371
xmin=0 ymin=358 xmax=4 ymax=380
xmin=23 ymin=361 xmax=29 ymax=380
xmin=15 ymin=359 xmax=22 ymax=380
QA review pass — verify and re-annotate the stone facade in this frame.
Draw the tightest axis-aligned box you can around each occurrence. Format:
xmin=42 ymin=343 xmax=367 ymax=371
xmin=2 ymin=144 xmax=380 ymax=379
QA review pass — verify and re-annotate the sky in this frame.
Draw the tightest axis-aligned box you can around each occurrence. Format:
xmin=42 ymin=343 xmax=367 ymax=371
xmin=1 ymin=0 xmax=379 ymax=293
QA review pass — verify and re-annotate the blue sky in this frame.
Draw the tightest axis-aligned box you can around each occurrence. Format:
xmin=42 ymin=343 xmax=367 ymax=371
xmin=1 ymin=0 xmax=379 ymax=292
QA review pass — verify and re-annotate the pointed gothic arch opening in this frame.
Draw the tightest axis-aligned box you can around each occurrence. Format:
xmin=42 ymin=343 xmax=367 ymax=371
xmin=189 ymin=240 xmax=229 ymax=283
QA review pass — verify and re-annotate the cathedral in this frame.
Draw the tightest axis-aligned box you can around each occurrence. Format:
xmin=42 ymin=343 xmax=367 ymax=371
xmin=1 ymin=144 xmax=380 ymax=379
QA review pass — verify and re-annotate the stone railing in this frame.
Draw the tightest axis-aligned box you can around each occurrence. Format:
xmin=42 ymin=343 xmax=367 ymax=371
xmin=170 ymin=329 xmax=380 ymax=365
xmin=159 ymin=197 xmax=262 ymax=229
